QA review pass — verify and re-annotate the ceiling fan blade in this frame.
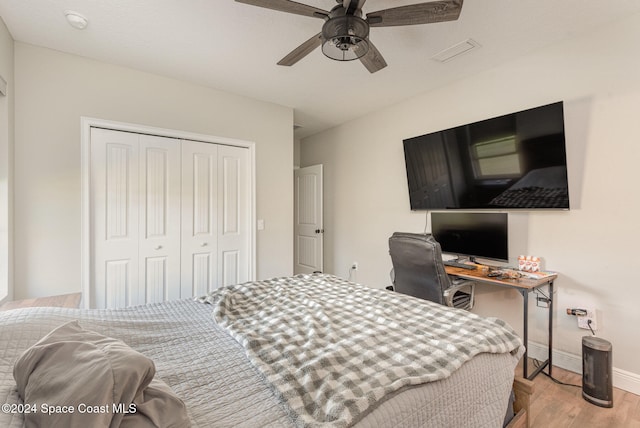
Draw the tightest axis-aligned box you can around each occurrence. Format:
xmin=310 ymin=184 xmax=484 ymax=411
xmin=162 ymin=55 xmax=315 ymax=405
xmin=359 ymin=40 xmax=387 ymax=73
xmin=367 ymin=0 xmax=463 ymax=27
xmin=277 ymin=32 xmax=323 ymax=66
xmin=343 ymin=0 xmax=367 ymax=14
xmin=236 ymin=0 xmax=328 ymax=19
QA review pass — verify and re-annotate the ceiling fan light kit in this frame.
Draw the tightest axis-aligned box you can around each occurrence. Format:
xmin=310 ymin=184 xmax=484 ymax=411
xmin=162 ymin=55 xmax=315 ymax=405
xmin=236 ymin=0 xmax=464 ymax=73
xmin=321 ymin=15 xmax=369 ymax=61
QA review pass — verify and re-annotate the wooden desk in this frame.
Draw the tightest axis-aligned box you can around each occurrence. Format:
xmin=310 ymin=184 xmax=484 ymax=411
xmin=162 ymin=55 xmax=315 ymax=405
xmin=445 ymin=265 xmax=557 ymax=380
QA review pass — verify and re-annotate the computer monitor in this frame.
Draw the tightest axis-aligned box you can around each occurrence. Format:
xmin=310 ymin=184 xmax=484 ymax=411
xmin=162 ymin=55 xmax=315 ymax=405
xmin=431 ymin=212 xmax=509 ymax=262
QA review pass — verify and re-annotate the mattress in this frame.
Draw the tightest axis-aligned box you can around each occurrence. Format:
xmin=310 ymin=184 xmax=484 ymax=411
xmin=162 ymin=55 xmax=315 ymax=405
xmin=0 ymin=280 xmax=524 ymax=427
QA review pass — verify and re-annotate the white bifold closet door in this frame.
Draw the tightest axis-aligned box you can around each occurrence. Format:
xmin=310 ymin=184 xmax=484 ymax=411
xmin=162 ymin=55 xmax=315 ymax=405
xmin=180 ymin=141 xmax=250 ymax=298
xmin=90 ymin=128 xmax=249 ymax=309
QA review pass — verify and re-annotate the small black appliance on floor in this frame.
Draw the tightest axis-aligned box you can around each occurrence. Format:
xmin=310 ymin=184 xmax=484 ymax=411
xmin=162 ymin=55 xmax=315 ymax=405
xmin=582 ymin=336 xmax=613 ymax=408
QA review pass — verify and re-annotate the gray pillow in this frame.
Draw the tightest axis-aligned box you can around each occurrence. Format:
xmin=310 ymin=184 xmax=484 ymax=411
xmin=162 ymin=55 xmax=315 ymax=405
xmin=14 ymin=320 xmax=190 ymax=428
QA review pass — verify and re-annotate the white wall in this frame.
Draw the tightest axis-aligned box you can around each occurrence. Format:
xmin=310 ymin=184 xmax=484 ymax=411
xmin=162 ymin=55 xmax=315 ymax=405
xmin=0 ymin=18 xmax=13 ymax=302
xmin=301 ymin=13 xmax=640 ymax=382
xmin=13 ymin=42 xmax=294 ymax=300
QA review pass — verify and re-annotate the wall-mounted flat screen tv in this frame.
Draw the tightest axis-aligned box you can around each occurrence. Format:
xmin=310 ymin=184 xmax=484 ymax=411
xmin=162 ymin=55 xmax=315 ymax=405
xmin=403 ymin=102 xmax=570 ymax=210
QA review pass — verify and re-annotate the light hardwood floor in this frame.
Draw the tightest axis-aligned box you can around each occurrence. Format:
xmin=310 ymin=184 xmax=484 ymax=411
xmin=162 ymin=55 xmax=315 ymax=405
xmin=0 ymin=293 xmax=82 ymax=311
xmin=519 ymin=362 xmax=640 ymax=427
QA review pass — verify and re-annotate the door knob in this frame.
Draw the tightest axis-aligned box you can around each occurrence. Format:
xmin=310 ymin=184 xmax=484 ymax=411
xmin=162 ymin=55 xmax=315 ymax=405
xmin=201 ymin=242 xmax=208 ymax=247
xmin=155 ymin=245 xmax=162 ymax=250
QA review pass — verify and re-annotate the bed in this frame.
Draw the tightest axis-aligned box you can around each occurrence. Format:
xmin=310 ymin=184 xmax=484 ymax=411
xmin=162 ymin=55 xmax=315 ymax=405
xmin=1 ymin=274 xmax=525 ymax=427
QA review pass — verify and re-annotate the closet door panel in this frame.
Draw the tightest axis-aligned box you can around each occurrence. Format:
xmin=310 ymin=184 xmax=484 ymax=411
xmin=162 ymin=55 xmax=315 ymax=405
xmin=105 ymin=260 xmax=132 ymax=309
xmin=181 ymin=141 xmax=218 ymax=297
xmin=138 ymin=135 xmax=181 ymax=304
xmin=144 ymin=256 xmax=168 ymax=304
xmin=218 ymin=145 xmax=250 ymax=287
xmin=221 ymin=250 xmax=240 ymax=286
xmin=91 ymin=128 xmax=140 ymax=309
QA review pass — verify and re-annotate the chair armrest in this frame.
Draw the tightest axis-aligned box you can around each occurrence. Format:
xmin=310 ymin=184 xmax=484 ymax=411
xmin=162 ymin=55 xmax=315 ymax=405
xmin=443 ymin=279 xmax=476 ymax=310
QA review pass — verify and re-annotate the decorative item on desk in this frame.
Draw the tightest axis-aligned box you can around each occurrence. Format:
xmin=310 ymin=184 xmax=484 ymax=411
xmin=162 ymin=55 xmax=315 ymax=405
xmin=488 ymin=269 xmax=523 ymax=279
xmin=518 ymin=255 xmax=540 ymax=272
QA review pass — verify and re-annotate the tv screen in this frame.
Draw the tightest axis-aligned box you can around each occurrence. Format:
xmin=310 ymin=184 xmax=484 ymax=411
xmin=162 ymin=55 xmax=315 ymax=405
xmin=403 ymin=102 xmax=570 ymax=210
xmin=431 ymin=212 xmax=508 ymax=262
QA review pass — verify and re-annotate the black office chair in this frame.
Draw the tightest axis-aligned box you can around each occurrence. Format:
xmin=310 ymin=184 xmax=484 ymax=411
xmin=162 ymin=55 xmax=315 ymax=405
xmin=388 ymin=232 xmax=475 ymax=310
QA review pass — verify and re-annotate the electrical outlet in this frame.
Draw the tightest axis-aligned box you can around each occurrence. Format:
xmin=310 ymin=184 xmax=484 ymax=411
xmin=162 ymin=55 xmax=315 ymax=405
xmin=577 ymin=308 xmax=597 ymax=331
xmin=351 ymin=262 xmax=358 ymax=271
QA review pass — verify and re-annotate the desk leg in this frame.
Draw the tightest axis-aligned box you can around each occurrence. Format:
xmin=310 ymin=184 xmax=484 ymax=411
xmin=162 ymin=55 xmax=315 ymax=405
xmin=522 ymin=290 xmax=529 ymax=378
xmin=524 ymin=281 xmax=553 ymax=380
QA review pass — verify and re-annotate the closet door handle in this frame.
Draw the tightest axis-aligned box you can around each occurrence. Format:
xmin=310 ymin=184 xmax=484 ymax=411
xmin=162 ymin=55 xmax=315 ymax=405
xmin=155 ymin=245 xmax=162 ymax=250
xmin=201 ymin=242 xmax=208 ymax=247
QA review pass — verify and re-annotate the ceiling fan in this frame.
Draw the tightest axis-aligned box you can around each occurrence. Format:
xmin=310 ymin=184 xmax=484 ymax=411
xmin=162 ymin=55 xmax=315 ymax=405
xmin=235 ymin=0 xmax=464 ymax=73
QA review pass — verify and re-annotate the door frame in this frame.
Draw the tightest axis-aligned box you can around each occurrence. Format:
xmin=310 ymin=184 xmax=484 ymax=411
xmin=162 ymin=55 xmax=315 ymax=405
xmin=80 ymin=117 xmax=256 ymax=309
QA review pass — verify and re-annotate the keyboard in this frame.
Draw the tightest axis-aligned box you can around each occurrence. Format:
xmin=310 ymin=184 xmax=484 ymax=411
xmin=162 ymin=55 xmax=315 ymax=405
xmin=443 ymin=260 xmax=477 ymax=270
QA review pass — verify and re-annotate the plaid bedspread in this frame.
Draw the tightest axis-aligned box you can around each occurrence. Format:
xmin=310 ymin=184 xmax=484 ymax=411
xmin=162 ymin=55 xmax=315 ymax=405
xmin=199 ymin=274 xmax=522 ymax=428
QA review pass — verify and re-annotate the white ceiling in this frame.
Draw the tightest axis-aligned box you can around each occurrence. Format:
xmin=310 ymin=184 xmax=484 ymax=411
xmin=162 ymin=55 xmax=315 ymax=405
xmin=2 ymin=0 xmax=640 ymax=138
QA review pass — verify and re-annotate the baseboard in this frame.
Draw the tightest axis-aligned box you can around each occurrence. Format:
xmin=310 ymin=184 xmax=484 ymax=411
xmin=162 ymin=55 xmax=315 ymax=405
xmin=612 ymin=367 xmax=640 ymax=396
xmin=527 ymin=341 xmax=582 ymax=373
xmin=527 ymin=341 xmax=640 ymax=395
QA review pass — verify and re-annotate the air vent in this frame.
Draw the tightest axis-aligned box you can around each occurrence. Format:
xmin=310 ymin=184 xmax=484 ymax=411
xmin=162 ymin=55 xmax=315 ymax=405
xmin=431 ymin=39 xmax=480 ymax=63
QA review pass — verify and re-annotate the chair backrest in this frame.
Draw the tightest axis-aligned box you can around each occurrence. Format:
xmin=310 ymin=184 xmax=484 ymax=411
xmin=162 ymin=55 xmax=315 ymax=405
xmin=388 ymin=232 xmax=451 ymax=304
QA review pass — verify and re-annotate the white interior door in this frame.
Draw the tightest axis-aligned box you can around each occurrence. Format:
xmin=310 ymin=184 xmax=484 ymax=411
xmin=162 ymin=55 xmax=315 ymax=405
xmin=91 ymin=128 xmax=140 ymax=309
xmin=91 ymin=129 xmax=181 ymax=308
xmin=181 ymin=142 xmax=250 ymax=296
xmin=138 ymin=135 xmax=181 ymax=304
xmin=180 ymin=140 xmax=219 ymax=297
xmin=294 ymin=165 xmax=323 ymax=274
xmin=217 ymin=144 xmax=250 ymax=287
